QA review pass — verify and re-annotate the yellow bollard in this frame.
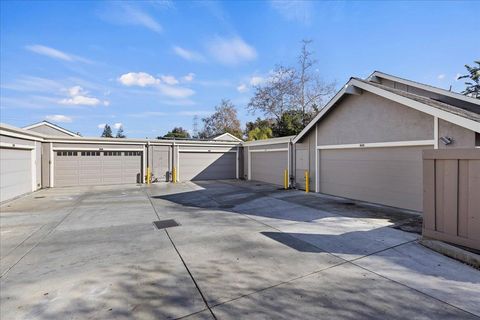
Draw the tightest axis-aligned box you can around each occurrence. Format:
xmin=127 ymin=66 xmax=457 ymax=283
xmin=284 ymin=169 xmax=288 ymax=190
xmin=146 ymin=167 xmax=151 ymax=184
xmin=172 ymin=167 xmax=177 ymax=183
xmin=305 ymin=170 xmax=309 ymax=193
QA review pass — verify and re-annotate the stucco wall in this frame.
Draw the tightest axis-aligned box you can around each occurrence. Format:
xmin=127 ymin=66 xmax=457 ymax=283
xmin=35 ymin=141 xmax=42 ymax=190
xmin=316 ymin=91 xmax=434 ymax=145
xmin=295 ymin=128 xmax=316 ymax=190
xmin=41 ymin=143 xmax=51 ymax=188
xmin=28 ymin=125 xmax=74 ymax=137
xmin=0 ymin=135 xmax=36 ymax=146
xmin=438 ymin=119 xmax=476 ymax=149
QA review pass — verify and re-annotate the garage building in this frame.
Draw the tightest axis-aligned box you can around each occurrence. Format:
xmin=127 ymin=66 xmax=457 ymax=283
xmin=243 ymin=136 xmax=293 ymax=186
xmin=293 ymin=71 xmax=480 ymax=211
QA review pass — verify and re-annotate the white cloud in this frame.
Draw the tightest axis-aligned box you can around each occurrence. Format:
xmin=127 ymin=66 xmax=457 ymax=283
xmin=45 ymin=114 xmax=72 ymax=123
xmin=118 ymin=72 xmax=195 ymax=99
xmin=177 ymin=111 xmax=211 ymax=116
xmin=118 ymin=72 xmax=160 ymax=87
xmin=26 ymin=45 xmax=91 ymax=63
xmin=158 ymin=84 xmax=195 ymax=98
xmin=173 ymin=46 xmax=205 ymax=62
xmin=160 ymin=75 xmax=179 ymax=85
xmin=59 ymin=86 xmax=107 ymax=106
xmin=237 ymin=83 xmax=248 ymax=93
xmin=100 ymin=4 xmax=162 ymax=33
xmin=113 ymin=122 xmax=123 ymax=129
xmin=60 ymin=95 xmax=100 ymax=106
xmin=249 ymin=76 xmax=264 ymax=86
xmin=68 ymin=85 xmax=83 ymax=96
xmin=270 ymin=0 xmax=312 ymax=25
xmin=183 ymin=73 xmax=195 ymax=82
xmin=207 ymin=36 xmax=257 ymax=65
xmin=437 ymin=74 xmax=446 ymax=80
xmin=97 ymin=123 xmax=107 ymax=129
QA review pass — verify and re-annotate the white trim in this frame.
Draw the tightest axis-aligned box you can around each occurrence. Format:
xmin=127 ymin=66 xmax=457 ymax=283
xmin=178 ymin=149 xmax=236 ymax=153
xmin=0 ymin=142 xmax=35 ymax=150
xmin=176 ymin=146 xmax=180 ymax=181
xmin=31 ymin=149 xmax=36 ymax=191
xmin=287 ymin=143 xmax=290 ymax=187
xmin=434 ymin=117 xmax=439 ymax=149
xmin=23 ymin=121 xmax=80 ymax=137
xmin=371 ymin=71 xmax=480 ymax=106
xmin=235 ymin=148 xmax=239 ymax=179
xmin=143 ymin=145 xmax=146 ymax=183
xmin=50 ymin=142 xmax=54 ymax=188
xmin=174 ymin=142 xmax=240 ymax=147
xmin=243 ymin=136 xmax=294 ymax=147
xmin=53 ymin=147 xmax=144 ymax=151
xmin=0 ymin=129 xmax=44 ymax=142
xmin=247 ymin=148 xmax=251 ymax=180
xmin=352 ymin=79 xmax=480 ymax=133
xmin=249 ymin=148 xmax=288 ymax=153
xmin=316 ymin=140 xmax=435 ymax=150
xmin=315 ymin=123 xmax=319 ymax=193
xmin=47 ymin=139 xmax=146 ymax=145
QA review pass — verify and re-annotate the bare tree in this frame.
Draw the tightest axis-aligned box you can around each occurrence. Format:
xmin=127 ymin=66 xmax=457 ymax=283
xmin=247 ymin=39 xmax=336 ymax=128
xmin=295 ymin=39 xmax=336 ymax=125
xmin=247 ymin=65 xmax=297 ymax=121
xmin=199 ymin=99 xmax=242 ymax=139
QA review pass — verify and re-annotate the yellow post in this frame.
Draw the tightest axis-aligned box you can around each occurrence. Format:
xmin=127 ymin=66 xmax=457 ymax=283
xmin=172 ymin=167 xmax=177 ymax=183
xmin=284 ymin=169 xmax=288 ymax=190
xmin=146 ymin=167 xmax=151 ymax=184
xmin=305 ymin=170 xmax=309 ymax=193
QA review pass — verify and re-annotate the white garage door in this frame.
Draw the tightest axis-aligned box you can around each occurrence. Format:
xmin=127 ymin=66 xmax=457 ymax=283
xmin=179 ymin=152 xmax=236 ymax=181
xmin=0 ymin=148 xmax=32 ymax=202
xmin=319 ymin=146 xmax=430 ymax=211
xmin=54 ymin=150 xmax=142 ymax=187
xmin=251 ymin=151 xmax=288 ymax=186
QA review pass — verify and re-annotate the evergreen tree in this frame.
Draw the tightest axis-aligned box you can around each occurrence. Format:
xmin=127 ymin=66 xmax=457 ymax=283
xmin=115 ymin=126 xmax=126 ymax=138
xmin=458 ymin=61 xmax=480 ymax=99
xmin=101 ymin=124 xmax=113 ymax=138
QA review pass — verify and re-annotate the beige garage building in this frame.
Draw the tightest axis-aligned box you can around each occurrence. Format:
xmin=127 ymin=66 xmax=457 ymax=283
xmin=0 ymin=122 xmax=242 ymax=202
xmin=293 ymin=71 xmax=480 ymax=211
xmin=243 ymin=136 xmax=293 ymax=186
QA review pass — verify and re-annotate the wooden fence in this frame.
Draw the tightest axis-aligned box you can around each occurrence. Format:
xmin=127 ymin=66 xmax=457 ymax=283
xmin=423 ymin=149 xmax=480 ymax=250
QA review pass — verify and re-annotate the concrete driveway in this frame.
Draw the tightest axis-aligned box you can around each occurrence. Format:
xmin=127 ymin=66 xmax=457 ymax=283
xmin=1 ymin=180 xmax=479 ymax=319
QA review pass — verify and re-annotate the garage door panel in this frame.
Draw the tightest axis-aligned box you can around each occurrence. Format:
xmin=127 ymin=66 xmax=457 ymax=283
xmin=1 ymin=148 xmax=32 ymax=202
xmin=180 ymin=152 xmax=236 ymax=181
xmin=319 ymin=146 xmax=429 ymax=211
xmin=54 ymin=151 xmax=142 ymax=187
xmin=251 ymin=151 xmax=287 ymax=186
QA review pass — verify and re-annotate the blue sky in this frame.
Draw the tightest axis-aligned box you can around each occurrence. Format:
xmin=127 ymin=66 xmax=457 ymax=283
xmin=1 ymin=1 xmax=478 ymax=138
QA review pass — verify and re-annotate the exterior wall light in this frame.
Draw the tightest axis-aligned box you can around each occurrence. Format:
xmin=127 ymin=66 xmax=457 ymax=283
xmin=439 ymin=136 xmax=454 ymax=145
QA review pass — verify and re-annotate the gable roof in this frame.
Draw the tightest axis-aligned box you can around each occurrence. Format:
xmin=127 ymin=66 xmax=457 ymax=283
xmin=23 ymin=121 xmax=80 ymax=137
xmin=212 ymin=132 xmax=243 ymax=142
xmin=293 ymin=75 xmax=480 ymax=143
xmin=370 ymin=71 xmax=479 ymax=107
